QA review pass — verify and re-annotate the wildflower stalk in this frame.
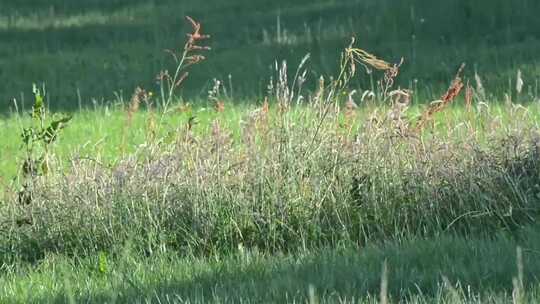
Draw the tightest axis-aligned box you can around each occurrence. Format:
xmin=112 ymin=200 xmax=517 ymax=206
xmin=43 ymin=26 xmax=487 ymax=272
xmin=160 ymin=16 xmax=210 ymax=110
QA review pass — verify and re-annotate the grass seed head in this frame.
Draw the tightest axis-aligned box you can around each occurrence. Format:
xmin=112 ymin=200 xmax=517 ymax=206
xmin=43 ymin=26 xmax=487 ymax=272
xmin=415 ymin=63 xmax=466 ymax=132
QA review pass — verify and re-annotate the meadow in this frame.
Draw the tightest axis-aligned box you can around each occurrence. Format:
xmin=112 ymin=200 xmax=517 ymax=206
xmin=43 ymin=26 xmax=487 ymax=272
xmin=1 ymin=0 xmax=540 ymax=303
xmin=1 ymin=0 xmax=540 ymax=110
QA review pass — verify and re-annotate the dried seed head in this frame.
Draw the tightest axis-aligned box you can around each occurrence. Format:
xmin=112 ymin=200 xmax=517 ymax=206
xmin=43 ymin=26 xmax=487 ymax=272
xmin=214 ymin=100 xmax=225 ymax=113
xmin=415 ymin=63 xmax=466 ymax=132
xmin=185 ymin=55 xmax=206 ymax=65
xmin=174 ymin=72 xmax=190 ymax=88
xmin=184 ymin=16 xmax=210 ymax=52
xmin=465 ymin=81 xmax=474 ymax=112
xmin=516 ymin=69 xmax=524 ymax=95
xmin=346 ymin=90 xmax=358 ymax=111
xmin=262 ymin=97 xmax=270 ymax=114
xmin=156 ymin=70 xmax=170 ymax=82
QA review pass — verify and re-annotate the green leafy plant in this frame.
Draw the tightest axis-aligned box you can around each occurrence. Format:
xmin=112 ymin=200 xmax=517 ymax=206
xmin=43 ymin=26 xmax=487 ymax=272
xmin=98 ymin=251 xmax=109 ymax=275
xmin=18 ymin=85 xmax=72 ymax=205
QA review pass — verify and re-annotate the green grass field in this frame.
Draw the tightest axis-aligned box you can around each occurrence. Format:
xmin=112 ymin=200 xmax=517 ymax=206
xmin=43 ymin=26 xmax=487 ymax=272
xmin=2 ymin=227 xmax=540 ymax=303
xmin=1 ymin=0 xmax=540 ymax=111
xmin=2 ymin=1 xmax=540 ymax=303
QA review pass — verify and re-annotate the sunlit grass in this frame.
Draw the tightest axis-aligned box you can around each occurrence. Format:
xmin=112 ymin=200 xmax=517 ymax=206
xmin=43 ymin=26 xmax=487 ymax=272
xmin=0 ymin=3 xmax=158 ymax=30
xmin=2 ymin=101 xmax=538 ymax=181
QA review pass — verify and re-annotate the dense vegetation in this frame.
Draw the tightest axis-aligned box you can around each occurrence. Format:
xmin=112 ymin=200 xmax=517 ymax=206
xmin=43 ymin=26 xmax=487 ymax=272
xmin=1 ymin=229 xmax=540 ymax=303
xmin=1 ymin=0 xmax=540 ymax=303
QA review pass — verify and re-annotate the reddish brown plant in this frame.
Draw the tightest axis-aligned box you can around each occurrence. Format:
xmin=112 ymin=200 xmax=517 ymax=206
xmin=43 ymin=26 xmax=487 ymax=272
xmin=415 ymin=63 xmax=466 ymax=132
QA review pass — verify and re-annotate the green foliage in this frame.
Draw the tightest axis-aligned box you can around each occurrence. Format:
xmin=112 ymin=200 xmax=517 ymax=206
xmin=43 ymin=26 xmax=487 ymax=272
xmin=2 ymin=100 xmax=539 ymax=263
xmin=17 ymin=84 xmax=72 ymax=205
xmin=98 ymin=251 xmax=108 ymax=275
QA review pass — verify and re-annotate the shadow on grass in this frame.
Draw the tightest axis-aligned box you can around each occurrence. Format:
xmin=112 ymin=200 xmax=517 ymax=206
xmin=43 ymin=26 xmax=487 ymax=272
xmin=30 ymin=227 xmax=540 ymax=303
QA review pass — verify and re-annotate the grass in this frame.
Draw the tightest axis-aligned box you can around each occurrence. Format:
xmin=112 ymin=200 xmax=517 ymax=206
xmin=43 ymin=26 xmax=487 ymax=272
xmin=3 ymin=94 xmax=540 ymax=259
xmin=2 ymin=226 xmax=540 ymax=303
xmin=1 ymin=0 xmax=540 ymax=111
xmin=0 ymin=103 xmax=253 ymax=181
xmin=2 ymin=1 xmax=540 ymax=302
xmin=1 ymin=101 xmax=540 ymax=179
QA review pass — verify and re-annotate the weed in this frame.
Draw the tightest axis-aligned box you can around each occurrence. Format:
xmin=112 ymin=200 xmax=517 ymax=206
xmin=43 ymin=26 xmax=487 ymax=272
xmin=159 ymin=16 xmax=211 ymax=110
xmin=17 ymin=85 xmax=71 ymax=207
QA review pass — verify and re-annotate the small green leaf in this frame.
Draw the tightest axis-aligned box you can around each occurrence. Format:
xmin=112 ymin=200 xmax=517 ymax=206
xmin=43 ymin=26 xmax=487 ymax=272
xmin=40 ymin=158 xmax=49 ymax=175
xmin=188 ymin=115 xmax=198 ymax=130
xmin=21 ymin=128 xmax=35 ymax=146
xmin=32 ymin=84 xmax=44 ymax=119
xmin=43 ymin=115 xmax=72 ymax=144
xmin=98 ymin=252 xmax=108 ymax=274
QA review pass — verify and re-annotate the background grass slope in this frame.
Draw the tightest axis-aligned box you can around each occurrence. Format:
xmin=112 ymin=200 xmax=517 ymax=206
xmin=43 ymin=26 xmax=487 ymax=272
xmin=1 ymin=0 xmax=540 ymax=111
